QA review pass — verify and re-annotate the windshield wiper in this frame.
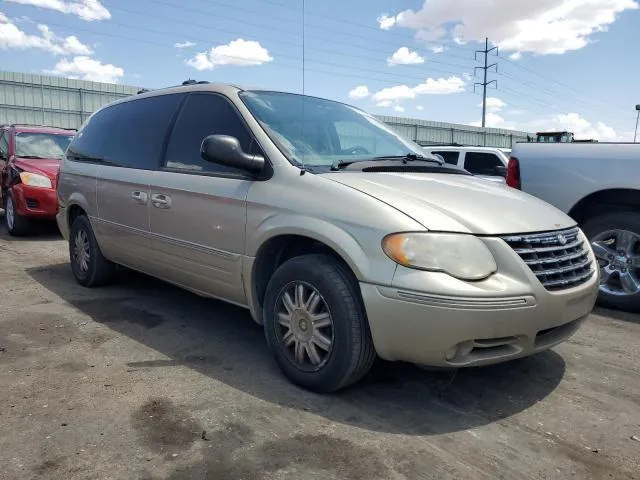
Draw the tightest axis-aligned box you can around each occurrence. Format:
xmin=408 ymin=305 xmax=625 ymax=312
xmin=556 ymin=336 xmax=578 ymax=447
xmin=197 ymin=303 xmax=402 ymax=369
xmin=17 ymin=155 xmax=49 ymax=159
xmin=331 ymin=153 xmax=443 ymax=171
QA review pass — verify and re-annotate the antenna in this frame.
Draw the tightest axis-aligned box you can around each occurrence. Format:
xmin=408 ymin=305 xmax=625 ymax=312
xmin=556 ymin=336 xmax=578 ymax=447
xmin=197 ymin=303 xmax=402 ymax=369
xmin=300 ymin=0 xmax=306 ymax=173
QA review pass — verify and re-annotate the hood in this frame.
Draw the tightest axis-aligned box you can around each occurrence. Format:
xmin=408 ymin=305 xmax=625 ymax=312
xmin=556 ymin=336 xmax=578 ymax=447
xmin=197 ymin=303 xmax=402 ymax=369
xmin=14 ymin=157 xmax=60 ymax=179
xmin=323 ymin=171 xmax=575 ymax=235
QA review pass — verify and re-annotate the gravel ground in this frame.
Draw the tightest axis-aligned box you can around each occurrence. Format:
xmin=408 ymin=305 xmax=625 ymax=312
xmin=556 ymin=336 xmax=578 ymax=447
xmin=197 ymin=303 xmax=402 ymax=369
xmin=0 ymin=221 xmax=639 ymax=480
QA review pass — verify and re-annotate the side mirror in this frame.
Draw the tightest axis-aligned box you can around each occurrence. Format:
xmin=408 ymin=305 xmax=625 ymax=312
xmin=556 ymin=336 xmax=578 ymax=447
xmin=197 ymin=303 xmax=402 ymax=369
xmin=494 ymin=165 xmax=507 ymax=178
xmin=200 ymin=135 xmax=265 ymax=173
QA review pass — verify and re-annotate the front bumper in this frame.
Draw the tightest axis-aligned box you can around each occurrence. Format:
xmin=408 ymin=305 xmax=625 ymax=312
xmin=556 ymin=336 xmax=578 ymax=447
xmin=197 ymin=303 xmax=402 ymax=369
xmin=361 ymin=234 xmax=599 ymax=367
xmin=12 ymin=184 xmax=58 ymax=218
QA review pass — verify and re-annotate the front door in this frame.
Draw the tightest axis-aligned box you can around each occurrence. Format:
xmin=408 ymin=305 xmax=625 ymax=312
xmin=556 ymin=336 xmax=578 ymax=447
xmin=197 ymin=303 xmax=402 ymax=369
xmin=148 ymin=92 xmax=254 ymax=305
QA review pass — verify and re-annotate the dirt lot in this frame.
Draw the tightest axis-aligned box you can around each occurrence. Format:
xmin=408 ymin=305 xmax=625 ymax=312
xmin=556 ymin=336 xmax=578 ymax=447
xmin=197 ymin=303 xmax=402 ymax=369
xmin=0 ymin=222 xmax=639 ymax=480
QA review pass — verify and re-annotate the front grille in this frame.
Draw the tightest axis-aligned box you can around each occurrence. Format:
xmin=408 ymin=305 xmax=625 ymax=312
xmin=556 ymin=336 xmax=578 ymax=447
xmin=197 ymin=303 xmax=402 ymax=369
xmin=501 ymin=227 xmax=595 ymax=291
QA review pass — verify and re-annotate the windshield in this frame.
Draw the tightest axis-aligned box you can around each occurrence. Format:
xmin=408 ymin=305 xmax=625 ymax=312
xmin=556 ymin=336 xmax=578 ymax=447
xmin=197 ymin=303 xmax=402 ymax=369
xmin=15 ymin=132 xmax=74 ymax=159
xmin=239 ymin=91 xmax=425 ymax=167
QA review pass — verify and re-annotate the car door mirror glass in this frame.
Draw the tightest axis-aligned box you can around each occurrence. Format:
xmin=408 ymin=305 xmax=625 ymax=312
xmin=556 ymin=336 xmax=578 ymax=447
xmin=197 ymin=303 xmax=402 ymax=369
xmin=201 ymin=135 xmax=265 ymax=173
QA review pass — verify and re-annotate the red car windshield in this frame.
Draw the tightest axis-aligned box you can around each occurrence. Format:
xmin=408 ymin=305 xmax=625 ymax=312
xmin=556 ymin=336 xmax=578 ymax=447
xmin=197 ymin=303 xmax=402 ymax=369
xmin=15 ymin=132 xmax=74 ymax=159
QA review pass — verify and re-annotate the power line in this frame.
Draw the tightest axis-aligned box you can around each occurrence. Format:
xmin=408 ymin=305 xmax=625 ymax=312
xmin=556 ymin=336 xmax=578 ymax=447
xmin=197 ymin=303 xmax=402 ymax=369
xmin=474 ymin=37 xmax=498 ymax=128
xmin=105 ymin=4 xmax=473 ymax=79
xmin=500 ymin=55 xmax=630 ymax=116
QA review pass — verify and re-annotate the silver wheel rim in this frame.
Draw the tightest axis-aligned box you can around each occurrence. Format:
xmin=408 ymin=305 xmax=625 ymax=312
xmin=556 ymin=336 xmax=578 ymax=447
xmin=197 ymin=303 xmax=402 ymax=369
xmin=591 ymin=229 xmax=640 ymax=297
xmin=73 ymin=229 xmax=90 ymax=274
xmin=6 ymin=196 xmax=14 ymax=230
xmin=275 ymin=281 xmax=334 ymax=371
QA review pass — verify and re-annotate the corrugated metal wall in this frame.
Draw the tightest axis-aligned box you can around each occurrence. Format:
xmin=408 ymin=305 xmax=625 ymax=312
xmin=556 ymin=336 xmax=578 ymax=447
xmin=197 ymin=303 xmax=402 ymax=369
xmin=0 ymin=71 xmax=140 ymax=129
xmin=0 ymin=70 xmax=531 ymax=147
xmin=376 ymin=115 xmax=531 ymax=148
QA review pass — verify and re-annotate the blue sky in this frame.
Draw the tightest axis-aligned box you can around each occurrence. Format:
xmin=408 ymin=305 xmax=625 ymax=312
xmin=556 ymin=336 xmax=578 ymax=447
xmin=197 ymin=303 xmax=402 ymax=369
xmin=0 ymin=0 xmax=638 ymax=140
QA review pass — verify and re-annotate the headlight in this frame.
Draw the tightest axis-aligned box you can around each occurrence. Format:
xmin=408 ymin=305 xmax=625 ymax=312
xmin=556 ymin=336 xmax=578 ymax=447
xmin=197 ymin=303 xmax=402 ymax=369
xmin=382 ymin=232 xmax=497 ymax=280
xmin=19 ymin=172 xmax=52 ymax=189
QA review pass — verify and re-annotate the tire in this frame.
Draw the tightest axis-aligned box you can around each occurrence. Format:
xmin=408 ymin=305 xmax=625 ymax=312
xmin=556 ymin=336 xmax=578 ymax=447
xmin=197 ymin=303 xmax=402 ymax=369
xmin=69 ymin=214 xmax=116 ymax=287
xmin=582 ymin=210 xmax=640 ymax=312
xmin=4 ymin=190 xmax=31 ymax=236
xmin=263 ymin=254 xmax=376 ymax=393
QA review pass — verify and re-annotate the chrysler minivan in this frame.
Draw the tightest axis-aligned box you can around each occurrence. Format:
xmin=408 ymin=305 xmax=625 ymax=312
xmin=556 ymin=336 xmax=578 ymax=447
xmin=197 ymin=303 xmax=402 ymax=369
xmin=56 ymin=82 xmax=599 ymax=392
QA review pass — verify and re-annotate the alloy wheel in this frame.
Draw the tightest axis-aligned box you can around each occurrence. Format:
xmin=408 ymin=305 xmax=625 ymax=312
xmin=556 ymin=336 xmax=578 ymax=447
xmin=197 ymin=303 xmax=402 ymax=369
xmin=275 ymin=281 xmax=334 ymax=371
xmin=5 ymin=196 xmax=14 ymax=230
xmin=73 ymin=229 xmax=91 ymax=274
xmin=591 ymin=229 xmax=640 ymax=296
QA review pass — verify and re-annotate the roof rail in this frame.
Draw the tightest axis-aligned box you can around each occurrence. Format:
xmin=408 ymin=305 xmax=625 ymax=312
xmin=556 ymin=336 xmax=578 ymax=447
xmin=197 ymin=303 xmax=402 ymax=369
xmin=181 ymin=79 xmax=210 ymax=86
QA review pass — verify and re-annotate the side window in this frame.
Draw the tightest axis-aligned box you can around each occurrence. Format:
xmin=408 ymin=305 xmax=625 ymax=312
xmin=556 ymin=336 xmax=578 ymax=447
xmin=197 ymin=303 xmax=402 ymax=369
xmin=164 ymin=93 xmax=252 ymax=174
xmin=69 ymin=94 xmax=184 ymax=170
xmin=0 ymin=130 xmax=8 ymax=158
xmin=431 ymin=151 xmax=459 ymax=165
xmin=464 ymin=152 xmax=504 ymax=175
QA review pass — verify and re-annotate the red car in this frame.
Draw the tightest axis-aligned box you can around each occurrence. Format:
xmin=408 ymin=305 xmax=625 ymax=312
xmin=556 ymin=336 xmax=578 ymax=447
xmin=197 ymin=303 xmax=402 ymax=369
xmin=0 ymin=124 xmax=75 ymax=236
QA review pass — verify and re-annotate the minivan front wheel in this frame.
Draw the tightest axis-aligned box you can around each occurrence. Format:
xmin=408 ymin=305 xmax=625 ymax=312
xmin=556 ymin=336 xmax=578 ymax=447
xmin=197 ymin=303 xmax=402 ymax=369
xmin=263 ymin=254 xmax=376 ymax=392
xmin=69 ymin=215 xmax=116 ymax=287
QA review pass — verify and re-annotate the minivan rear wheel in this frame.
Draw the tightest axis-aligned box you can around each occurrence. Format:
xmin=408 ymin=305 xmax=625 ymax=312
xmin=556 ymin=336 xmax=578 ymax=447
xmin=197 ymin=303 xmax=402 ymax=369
xmin=69 ymin=215 xmax=116 ymax=287
xmin=263 ymin=254 xmax=376 ymax=392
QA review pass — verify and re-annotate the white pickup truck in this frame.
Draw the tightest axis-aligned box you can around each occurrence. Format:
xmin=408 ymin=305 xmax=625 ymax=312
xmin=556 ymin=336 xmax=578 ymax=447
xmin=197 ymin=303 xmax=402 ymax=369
xmin=508 ymin=142 xmax=640 ymax=312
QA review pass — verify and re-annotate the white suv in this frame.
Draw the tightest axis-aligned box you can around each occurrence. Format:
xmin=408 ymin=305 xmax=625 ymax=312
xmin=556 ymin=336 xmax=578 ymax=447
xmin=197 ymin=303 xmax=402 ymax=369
xmin=423 ymin=145 xmax=509 ymax=183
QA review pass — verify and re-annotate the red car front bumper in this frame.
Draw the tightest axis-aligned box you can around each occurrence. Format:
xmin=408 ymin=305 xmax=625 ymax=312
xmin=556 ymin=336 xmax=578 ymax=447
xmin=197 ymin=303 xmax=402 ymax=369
xmin=12 ymin=184 xmax=58 ymax=218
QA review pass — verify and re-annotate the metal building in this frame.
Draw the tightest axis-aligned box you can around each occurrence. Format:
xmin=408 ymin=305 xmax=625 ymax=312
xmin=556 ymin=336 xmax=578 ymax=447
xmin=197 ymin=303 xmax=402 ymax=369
xmin=378 ymin=115 xmax=531 ymax=148
xmin=0 ymin=70 xmax=530 ymax=146
xmin=0 ymin=71 xmax=140 ymax=129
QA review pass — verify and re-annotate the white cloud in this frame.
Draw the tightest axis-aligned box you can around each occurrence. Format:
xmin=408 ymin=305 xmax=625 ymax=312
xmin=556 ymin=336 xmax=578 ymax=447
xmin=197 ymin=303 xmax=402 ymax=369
xmin=379 ymin=0 xmax=638 ymax=55
xmin=187 ymin=38 xmax=273 ymax=70
xmin=0 ymin=12 xmax=92 ymax=55
xmin=478 ymin=97 xmax=507 ymax=113
xmin=509 ymin=52 xmax=522 ymax=60
xmin=417 ymin=105 xmax=424 ymax=111
xmin=387 ymin=46 xmax=424 ymax=66
xmin=430 ymin=45 xmax=445 ymax=53
xmin=5 ymin=0 xmax=110 ymax=21
xmin=462 ymin=72 xmax=472 ymax=81
xmin=348 ymin=85 xmax=369 ymax=99
xmin=529 ymin=113 xmax=633 ymax=141
xmin=377 ymin=14 xmax=396 ymax=30
xmin=394 ymin=105 xmax=406 ymax=113
xmin=373 ymin=76 xmax=465 ymax=110
xmin=48 ymin=56 xmax=124 ymax=83
xmin=413 ymin=76 xmax=466 ymax=95
xmin=373 ymin=84 xmax=417 ymax=104
xmin=470 ymin=112 xmax=512 ymax=128
xmin=174 ymin=41 xmax=196 ymax=49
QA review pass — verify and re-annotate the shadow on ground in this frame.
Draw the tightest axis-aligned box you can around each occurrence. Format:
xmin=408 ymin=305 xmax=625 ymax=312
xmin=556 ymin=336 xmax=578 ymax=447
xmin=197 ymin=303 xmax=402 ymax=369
xmin=593 ymin=306 xmax=640 ymax=325
xmin=27 ymin=263 xmax=566 ymax=436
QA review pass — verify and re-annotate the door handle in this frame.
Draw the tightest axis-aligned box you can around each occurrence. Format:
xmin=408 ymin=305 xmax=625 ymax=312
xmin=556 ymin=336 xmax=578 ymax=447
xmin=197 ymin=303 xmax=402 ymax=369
xmin=151 ymin=193 xmax=171 ymax=209
xmin=131 ymin=191 xmax=148 ymax=204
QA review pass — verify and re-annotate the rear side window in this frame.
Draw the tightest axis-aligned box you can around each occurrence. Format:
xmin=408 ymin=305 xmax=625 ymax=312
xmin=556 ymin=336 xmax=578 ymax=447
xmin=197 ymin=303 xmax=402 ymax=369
xmin=164 ymin=93 xmax=252 ymax=174
xmin=431 ymin=150 xmax=459 ymax=165
xmin=464 ymin=152 xmax=503 ymax=175
xmin=69 ymin=94 xmax=184 ymax=170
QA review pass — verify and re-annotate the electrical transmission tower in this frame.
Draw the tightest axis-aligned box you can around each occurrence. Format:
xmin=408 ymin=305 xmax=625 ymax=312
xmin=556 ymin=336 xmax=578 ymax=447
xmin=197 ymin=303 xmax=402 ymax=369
xmin=474 ymin=37 xmax=498 ymax=128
